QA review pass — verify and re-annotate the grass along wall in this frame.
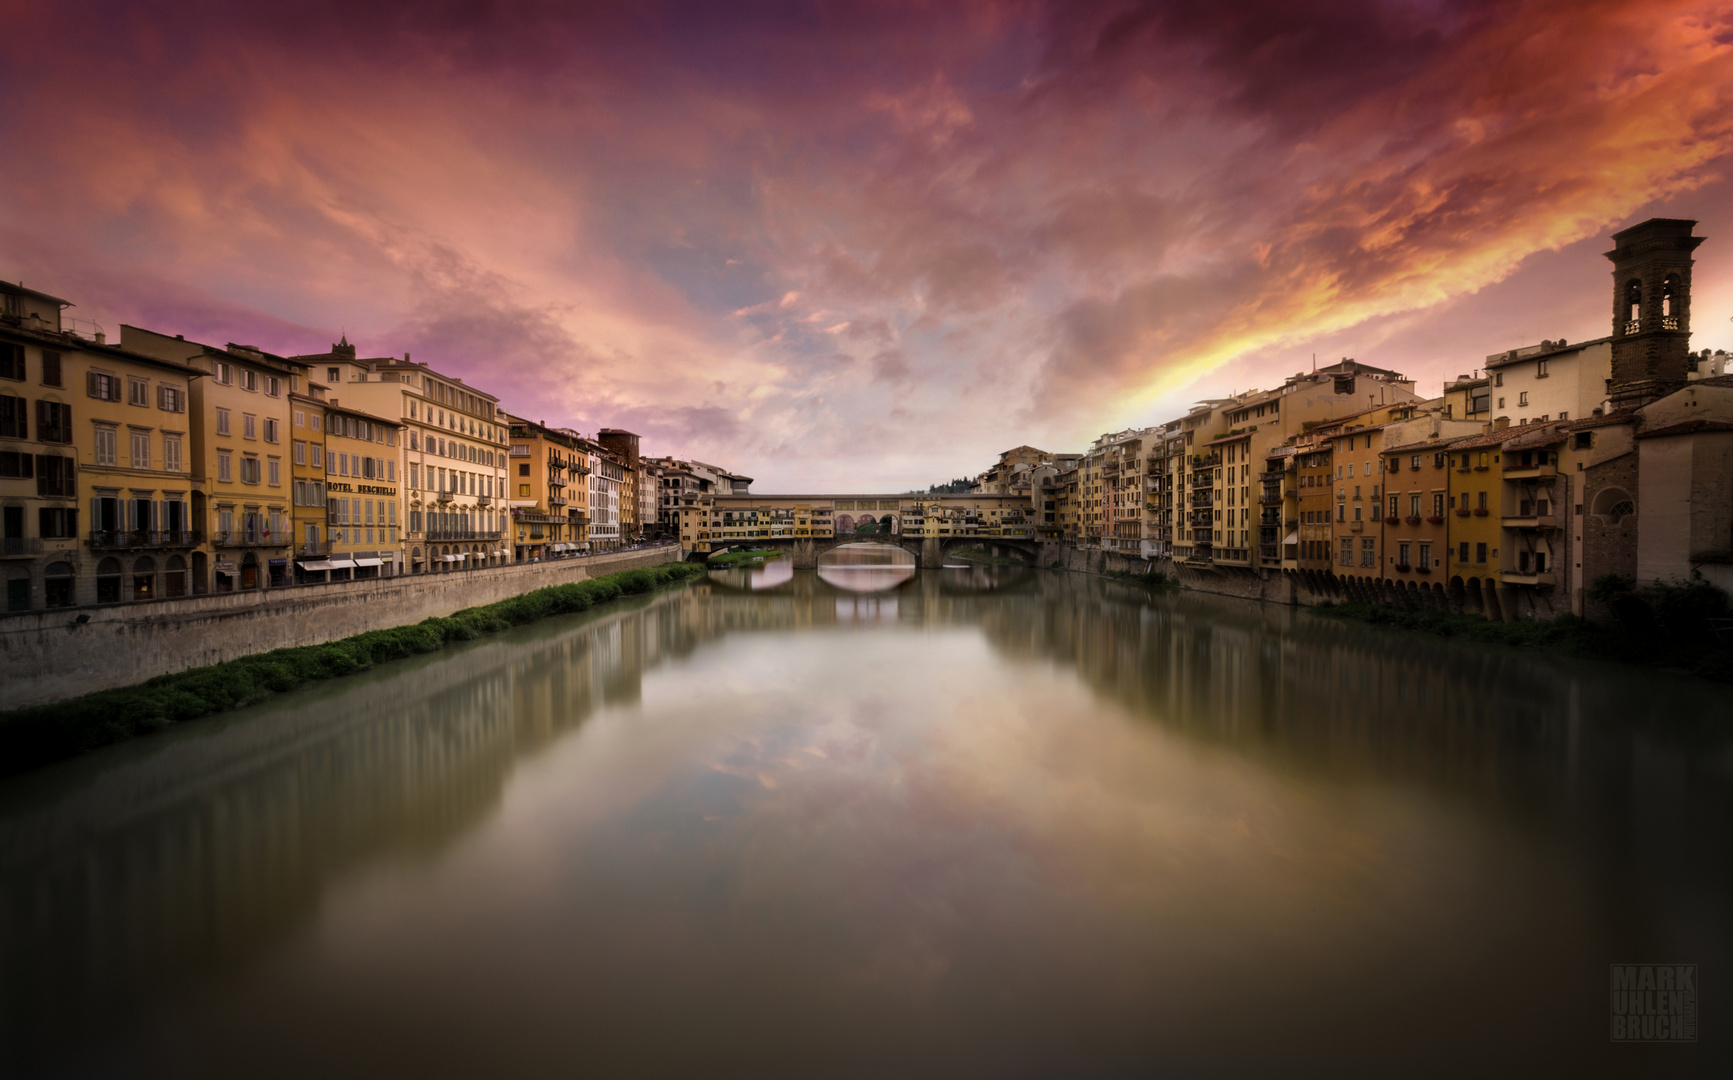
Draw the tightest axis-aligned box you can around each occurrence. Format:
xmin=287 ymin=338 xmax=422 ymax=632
xmin=0 ymin=561 xmax=708 ymax=776
xmin=0 ymin=544 xmax=681 ymax=710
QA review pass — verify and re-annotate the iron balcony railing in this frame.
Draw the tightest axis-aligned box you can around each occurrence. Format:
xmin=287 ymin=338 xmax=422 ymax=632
xmin=1 ymin=537 xmax=44 ymax=556
xmin=89 ymin=529 xmax=203 ymax=549
xmin=211 ymin=530 xmax=279 ymax=547
xmin=426 ymin=528 xmax=506 ymax=541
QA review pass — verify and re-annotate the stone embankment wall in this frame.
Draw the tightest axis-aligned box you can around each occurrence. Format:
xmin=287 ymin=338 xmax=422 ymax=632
xmin=0 ymin=544 xmax=680 ymax=709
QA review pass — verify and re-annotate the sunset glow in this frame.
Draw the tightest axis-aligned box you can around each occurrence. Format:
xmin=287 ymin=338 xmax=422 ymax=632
xmin=4 ymin=0 xmax=1731 ymax=488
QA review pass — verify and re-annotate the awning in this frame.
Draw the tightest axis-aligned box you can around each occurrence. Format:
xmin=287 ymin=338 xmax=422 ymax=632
xmin=327 ymin=557 xmax=357 ymax=570
xmin=438 ymin=554 xmax=460 ymax=563
xmin=353 ymin=556 xmax=383 ymax=567
xmin=296 ymin=560 xmax=335 ymax=571
xmin=1283 ymin=532 xmax=1299 ymax=545
xmin=552 ymin=543 xmax=567 ymax=552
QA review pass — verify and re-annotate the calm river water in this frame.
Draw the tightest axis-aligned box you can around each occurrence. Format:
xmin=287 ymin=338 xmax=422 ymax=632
xmin=2 ymin=554 xmax=1730 ymax=1077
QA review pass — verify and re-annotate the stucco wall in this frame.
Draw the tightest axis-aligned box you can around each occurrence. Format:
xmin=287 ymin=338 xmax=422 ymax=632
xmin=0 ymin=544 xmax=680 ymax=709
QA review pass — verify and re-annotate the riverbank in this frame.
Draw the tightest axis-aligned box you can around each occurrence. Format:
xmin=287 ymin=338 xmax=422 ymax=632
xmin=0 ymin=562 xmax=707 ymax=777
xmin=1312 ymin=600 xmax=1733 ymax=684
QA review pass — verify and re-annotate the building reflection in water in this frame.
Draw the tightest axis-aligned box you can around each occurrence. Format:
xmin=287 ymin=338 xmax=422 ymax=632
xmin=0 ymin=568 xmax=1728 ymax=1076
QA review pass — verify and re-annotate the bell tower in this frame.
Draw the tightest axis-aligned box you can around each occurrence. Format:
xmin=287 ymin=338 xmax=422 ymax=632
xmin=1605 ymin=218 xmax=1703 ymax=409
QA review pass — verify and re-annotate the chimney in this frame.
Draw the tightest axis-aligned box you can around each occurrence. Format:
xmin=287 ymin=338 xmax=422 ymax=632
xmin=1493 ymin=417 xmax=1510 ymax=430
xmin=93 ymin=330 xmax=106 ymax=345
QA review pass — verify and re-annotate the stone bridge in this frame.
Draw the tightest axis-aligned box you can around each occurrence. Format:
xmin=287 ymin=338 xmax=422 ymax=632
xmin=691 ymin=533 xmax=1042 ymax=570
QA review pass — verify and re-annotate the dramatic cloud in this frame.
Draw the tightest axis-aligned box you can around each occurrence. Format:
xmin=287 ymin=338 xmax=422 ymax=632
xmin=2 ymin=0 xmax=1730 ymax=489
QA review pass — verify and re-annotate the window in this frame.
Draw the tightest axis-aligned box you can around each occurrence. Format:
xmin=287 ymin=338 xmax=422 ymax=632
xmin=157 ymin=385 xmax=184 ymax=412
xmin=1398 ymin=542 xmax=1410 ymax=567
xmin=1497 ymin=397 xmax=1505 ymax=409
xmin=264 ymin=375 xmax=280 ymax=396
xmin=218 ymin=451 xmax=232 ymax=482
xmin=164 ymin=434 xmax=182 ymax=472
xmin=94 ymin=425 xmax=117 ymax=466
xmin=1433 ymin=493 xmax=1444 ymax=516
xmin=1410 ymin=455 xmax=1421 ymax=471
xmin=216 ymin=408 xmax=231 ymax=436
xmin=310 ymin=414 xmax=321 ymax=431
xmin=1476 ymin=542 xmax=1488 ymax=563
xmin=1410 ymin=495 xmax=1421 ymax=517
xmin=36 ymin=455 xmax=75 ymax=497
xmin=1518 ymin=391 xmax=1529 ymax=407
xmin=39 ymin=507 xmax=78 ymax=539
xmin=264 ymin=418 xmax=279 ymax=443
xmin=0 ymin=395 xmax=24 ymax=438
xmin=1339 ymin=538 xmax=1353 ymax=565
xmin=128 ymin=377 xmax=150 ymax=406
xmin=213 ymin=361 xmax=233 ymax=384
xmin=293 ymin=440 xmax=306 ymax=465
xmin=129 ymin=430 xmax=150 ymax=468
xmin=1361 ymin=538 xmax=1376 ymax=567
xmin=268 ymin=459 xmax=281 ymax=486
xmin=240 ymin=369 xmax=257 ymax=392
xmin=294 ymin=409 xmax=305 ymax=428
xmin=1536 ymin=359 xmax=1549 ymax=377
xmin=40 ymin=351 xmax=61 ymax=386
xmin=518 ymin=463 xmax=530 ymax=476
xmin=88 ymin=371 xmax=122 ymax=401
xmin=36 ymin=401 xmax=71 ymax=442
xmin=0 ymin=343 xmax=23 ymax=380
xmin=1388 ymin=496 xmax=1399 ymax=517
xmin=387 ymin=460 xmax=395 ymax=481
xmin=1418 ymin=543 xmax=1432 ymax=569
xmin=1494 ymin=372 xmax=1503 ymax=387
xmin=240 ymin=456 xmax=261 ymax=484
xmin=243 ymin=413 xmax=257 ymax=439
xmin=310 ymin=444 xmax=322 ymax=468
xmin=0 ymin=451 xmax=29 ymax=477
xmin=519 ymin=484 xmax=531 ymax=497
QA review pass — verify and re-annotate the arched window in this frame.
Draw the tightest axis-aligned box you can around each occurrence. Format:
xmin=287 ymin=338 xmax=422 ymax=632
xmin=96 ymin=557 xmax=123 ymax=604
xmin=1661 ymin=275 xmax=1680 ymax=328
xmin=1624 ymin=279 xmax=1642 ymax=334
xmin=5 ymin=565 xmax=29 ymax=613
xmin=132 ymin=556 xmax=157 ymax=601
xmin=1592 ymin=487 xmax=1635 ymax=524
xmin=165 ymin=554 xmax=188 ymax=598
xmin=44 ymin=561 xmax=75 ymax=608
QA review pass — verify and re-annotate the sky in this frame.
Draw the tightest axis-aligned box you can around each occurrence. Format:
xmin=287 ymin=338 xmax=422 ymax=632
xmin=2 ymin=0 xmax=1732 ymax=491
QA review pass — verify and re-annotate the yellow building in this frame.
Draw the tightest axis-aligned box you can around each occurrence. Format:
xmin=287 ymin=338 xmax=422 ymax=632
xmin=288 ymin=387 xmax=330 ymax=583
xmin=122 ymin=327 xmax=303 ymax=593
xmin=1442 ymin=428 xmax=1512 ymax=613
xmin=318 ymin=400 xmax=402 ymax=580
xmin=3 ymin=285 xmax=203 ymax=609
xmin=506 ymin=416 xmax=592 ymax=559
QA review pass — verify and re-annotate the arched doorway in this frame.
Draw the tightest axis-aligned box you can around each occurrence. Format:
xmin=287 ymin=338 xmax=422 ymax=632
xmin=131 ymin=556 xmax=156 ymax=601
xmin=165 ymin=555 xmax=188 ymax=598
xmin=240 ymin=552 xmax=260 ymax=590
xmin=96 ymin=557 xmax=122 ymax=604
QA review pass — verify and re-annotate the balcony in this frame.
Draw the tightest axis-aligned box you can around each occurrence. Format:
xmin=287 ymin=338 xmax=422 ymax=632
xmin=1662 ymin=315 xmax=1680 ymax=330
xmin=1502 ymin=461 xmax=1557 ymax=479
xmin=1190 ymin=492 xmax=1214 ymax=507
xmin=435 ymin=491 xmax=454 ymax=503
xmin=1259 ymin=493 xmax=1283 ymax=506
xmin=1501 ymin=570 xmax=1557 ymax=586
xmin=89 ymin=529 xmax=203 ymax=549
xmin=1349 ymin=520 xmax=1364 ymax=532
xmin=426 ymin=528 xmax=506 ymax=541
xmin=1623 ymin=319 xmax=1640 ymax=335
xmin=1 ymin=537 xmax=44 ymax=557
xmin=212 ymin=530 xmax=280 ymax=547
xmin=1501 ymin=514 xmax=1559 ymax=530
xmin=299 ymin=539 xmax=331 ymax=556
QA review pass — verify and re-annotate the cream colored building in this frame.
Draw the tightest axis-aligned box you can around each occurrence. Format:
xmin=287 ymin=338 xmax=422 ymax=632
xmin=289 ymin=339 xmax=509 ymax=574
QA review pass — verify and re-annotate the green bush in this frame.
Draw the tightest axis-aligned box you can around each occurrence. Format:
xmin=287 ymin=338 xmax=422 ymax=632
xmin=0 ymin=561 xmax=708 ymax=776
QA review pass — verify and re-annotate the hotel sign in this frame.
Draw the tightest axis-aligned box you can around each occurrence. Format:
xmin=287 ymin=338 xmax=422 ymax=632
xmin=327 ymin=482 xmax=396 ymax=496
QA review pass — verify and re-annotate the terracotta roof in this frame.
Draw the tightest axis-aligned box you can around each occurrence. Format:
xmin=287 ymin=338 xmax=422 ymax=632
xmin=1440 ymin=421 xmax=1560 ymax=451
xmin=1382 ymin=437 xmax=1458 ymax=454
xmin=1484 ymin=336 xmax=1612 ymax=370
xmin=1563 ymin=410 xmax=1636 ymax=431
xmin=1636 ymin=419 xmax=1733 ymax=439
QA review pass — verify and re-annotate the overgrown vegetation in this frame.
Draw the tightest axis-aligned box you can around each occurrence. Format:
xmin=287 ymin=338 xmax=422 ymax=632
xmin=706 ymin=548 xmax=784 ymax=565
xmin=909 ymin=479 xmax=974 ymax=494
xmin=1313 ymin=574 xmax=1733 ymax=683
xmin=0 ymin=562 xmax=708 ymax=776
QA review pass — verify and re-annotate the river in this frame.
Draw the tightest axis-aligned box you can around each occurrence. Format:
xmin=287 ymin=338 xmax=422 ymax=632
xmin=2 ymin=553 xmax=1729 ymax=1077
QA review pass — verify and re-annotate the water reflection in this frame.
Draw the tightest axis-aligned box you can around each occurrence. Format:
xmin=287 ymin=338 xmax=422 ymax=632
xmin=815 ymin=541 xmax=916 ymax=592
xmin=707 ymin=555 xmax=794 ymax=590
xmin=0 ymin=569 xmax=1728 ymax=1077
